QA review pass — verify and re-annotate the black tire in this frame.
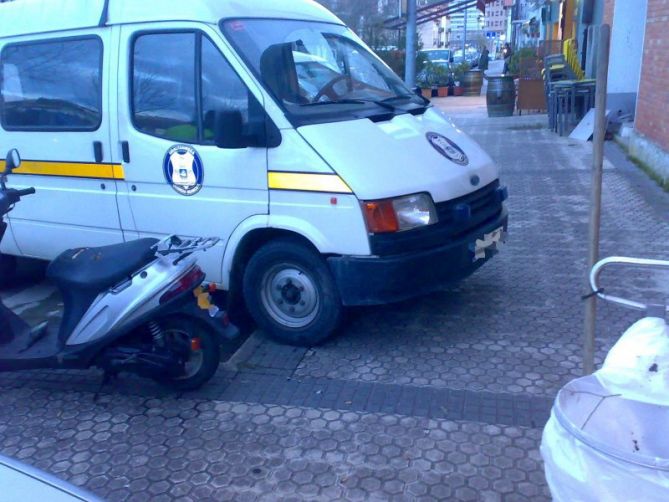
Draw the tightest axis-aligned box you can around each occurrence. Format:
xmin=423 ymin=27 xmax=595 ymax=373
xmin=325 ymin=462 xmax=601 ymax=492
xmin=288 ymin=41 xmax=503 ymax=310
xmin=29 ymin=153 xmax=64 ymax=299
xmin=0 ymin=253 xmax=17 ymax=289
xmin=156 ymin=317 xmax=220 ymax=391
xmin=243 ymin=237 xmax=343 ymax=347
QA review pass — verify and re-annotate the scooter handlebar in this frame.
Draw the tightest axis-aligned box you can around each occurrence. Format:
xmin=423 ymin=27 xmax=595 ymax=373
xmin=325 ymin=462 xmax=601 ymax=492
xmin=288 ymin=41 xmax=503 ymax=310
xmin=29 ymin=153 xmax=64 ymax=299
xmin=16 ymin=187 xmax=35 ymax=197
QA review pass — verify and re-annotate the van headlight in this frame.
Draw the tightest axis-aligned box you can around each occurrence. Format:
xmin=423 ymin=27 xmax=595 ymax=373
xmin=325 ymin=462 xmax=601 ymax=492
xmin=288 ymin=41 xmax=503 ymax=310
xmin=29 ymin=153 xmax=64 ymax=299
xmin=361 ymin=193 xmax=438 ymax=233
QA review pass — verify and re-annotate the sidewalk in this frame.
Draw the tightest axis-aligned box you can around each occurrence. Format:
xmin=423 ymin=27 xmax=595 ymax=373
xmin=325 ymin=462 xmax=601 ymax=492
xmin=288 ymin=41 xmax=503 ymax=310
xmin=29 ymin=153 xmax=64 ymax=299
xmin=1 ymin=101 xmax=668 ymax=501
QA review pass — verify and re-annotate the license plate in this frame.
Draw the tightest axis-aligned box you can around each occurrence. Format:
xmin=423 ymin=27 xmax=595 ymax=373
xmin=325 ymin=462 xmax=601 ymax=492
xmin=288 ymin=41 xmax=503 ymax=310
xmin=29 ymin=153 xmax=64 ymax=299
xmin=472 ymin=227 xmax=505 ymax=262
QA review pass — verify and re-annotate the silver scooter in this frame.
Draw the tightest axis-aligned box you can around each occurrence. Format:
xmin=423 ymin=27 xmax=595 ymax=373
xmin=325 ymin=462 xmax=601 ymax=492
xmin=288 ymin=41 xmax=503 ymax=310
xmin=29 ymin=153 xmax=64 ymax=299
xmin=0 ymin=149 xmax=238 ymax=390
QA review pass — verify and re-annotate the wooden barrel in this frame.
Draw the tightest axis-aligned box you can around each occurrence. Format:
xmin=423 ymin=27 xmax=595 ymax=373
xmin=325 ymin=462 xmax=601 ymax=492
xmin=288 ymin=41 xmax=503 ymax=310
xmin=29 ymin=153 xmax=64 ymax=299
xmin=461 ymin=70 xmax=483 ymax=96
xmin=486 ymin=76 xmax=516 ymax=117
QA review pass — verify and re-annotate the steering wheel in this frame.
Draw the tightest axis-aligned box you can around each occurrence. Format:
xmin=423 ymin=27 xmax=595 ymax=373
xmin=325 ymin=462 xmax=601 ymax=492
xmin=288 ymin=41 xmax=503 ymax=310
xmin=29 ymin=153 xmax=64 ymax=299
xmin=313 ymin=74 xmax=349 ymax=102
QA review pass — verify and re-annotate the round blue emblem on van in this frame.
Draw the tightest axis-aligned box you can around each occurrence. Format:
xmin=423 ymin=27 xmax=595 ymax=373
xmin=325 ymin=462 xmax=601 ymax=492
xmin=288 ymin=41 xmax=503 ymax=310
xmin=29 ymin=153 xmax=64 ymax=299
xmin=163 ymin=145 xmax=204 ymax=196
xmin=426 ymin=132 xmax=469 ymax=166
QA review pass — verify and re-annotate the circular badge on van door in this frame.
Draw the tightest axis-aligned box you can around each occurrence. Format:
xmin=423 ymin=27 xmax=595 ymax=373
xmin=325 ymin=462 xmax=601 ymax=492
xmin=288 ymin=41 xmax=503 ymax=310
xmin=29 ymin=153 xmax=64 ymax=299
xmin=163 ymin=145 xmax=204 ymax=196
xmin=426 ymin=132 xmax=469 ymax=166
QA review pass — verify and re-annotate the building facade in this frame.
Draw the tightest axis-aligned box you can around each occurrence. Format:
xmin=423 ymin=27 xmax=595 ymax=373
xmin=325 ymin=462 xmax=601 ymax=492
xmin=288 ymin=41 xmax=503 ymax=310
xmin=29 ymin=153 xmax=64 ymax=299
xmin=418 ymin=17 xmax=451 ymax=50
xmin=449 ymin=6 xmax=485 ymax=46
xmin=610 ymin=0 xmax=669 ymax=183
xmin=484 ymin=0 xmax=509 ymax=55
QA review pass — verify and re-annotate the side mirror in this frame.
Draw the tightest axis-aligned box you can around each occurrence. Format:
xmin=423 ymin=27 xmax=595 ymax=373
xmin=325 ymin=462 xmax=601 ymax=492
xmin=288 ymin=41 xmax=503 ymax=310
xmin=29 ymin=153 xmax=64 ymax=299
xmin=4 ymin=149 xmax=20 ymax=173
xmin=213 ymin=106 xmax=281 ymax=150
xmin=213 ymin=110 xmax=246 ymax=149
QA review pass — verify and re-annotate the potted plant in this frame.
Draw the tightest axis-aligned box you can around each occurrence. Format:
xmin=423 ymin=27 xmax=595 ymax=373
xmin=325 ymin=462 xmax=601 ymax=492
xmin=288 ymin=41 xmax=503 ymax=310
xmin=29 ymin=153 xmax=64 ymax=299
xmin=452 ymin=61 xmax=471 ymax=96
xmin=417 ymin=73 xmax=433 ymax=99
xmin=507 ymin=47 xmax=536 ymax=77
xmin=432 ymin=64 xmax=451 ymax=97
xmin=417 ymin=62 xmax=437 ymax=99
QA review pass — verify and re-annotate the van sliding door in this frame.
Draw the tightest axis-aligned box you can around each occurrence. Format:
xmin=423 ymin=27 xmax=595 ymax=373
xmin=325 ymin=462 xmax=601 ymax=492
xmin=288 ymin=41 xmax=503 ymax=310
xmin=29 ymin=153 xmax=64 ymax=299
xmin=0 ymin=30 xmax=122 ymax=259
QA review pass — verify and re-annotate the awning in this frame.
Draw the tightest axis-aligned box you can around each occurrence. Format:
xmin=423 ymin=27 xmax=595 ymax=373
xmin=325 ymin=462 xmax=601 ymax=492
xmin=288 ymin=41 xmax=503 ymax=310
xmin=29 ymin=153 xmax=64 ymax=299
xmin=384 ymin=0 xmax=479 ymax=30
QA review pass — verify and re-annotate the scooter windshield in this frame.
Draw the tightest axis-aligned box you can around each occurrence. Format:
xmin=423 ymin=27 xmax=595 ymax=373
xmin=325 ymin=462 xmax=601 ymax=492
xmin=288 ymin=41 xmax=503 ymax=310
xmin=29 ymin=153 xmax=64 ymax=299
xmin=221 ymin=18 xmax=426 ymax=126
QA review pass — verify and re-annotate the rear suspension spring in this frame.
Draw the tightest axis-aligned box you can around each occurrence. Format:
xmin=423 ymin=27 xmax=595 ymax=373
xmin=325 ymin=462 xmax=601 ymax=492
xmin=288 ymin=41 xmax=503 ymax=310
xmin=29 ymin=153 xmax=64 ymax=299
xmin=148 ymin=321 xmax=165 ymax=347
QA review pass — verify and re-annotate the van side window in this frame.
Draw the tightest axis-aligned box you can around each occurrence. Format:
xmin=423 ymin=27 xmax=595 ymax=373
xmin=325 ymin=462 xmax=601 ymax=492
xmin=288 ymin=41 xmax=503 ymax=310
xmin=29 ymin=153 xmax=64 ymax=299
xmin=132 ymin=33 xmax=197 ymax=142
xmin=0 ymin=37 xmax=102 ymax=131
xmin=132 ymin=32 xmax=251 ymax=145
xmin=201 ymin=37 xmax=250 ymax=143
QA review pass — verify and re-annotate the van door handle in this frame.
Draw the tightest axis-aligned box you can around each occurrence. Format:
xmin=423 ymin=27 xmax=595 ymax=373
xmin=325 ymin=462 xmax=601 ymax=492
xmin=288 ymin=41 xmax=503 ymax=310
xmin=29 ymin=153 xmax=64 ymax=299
xmin=93 ymin=141 xmax=103 ymax=163
xmin=121 ymin=141 xmax=131 ymax=163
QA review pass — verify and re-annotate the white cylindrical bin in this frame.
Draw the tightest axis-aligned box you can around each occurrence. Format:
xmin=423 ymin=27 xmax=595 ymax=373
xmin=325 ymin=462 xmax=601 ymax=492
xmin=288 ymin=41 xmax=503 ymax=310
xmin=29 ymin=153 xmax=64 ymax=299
xmin=542 ymin=318 xmax=669 ymax=501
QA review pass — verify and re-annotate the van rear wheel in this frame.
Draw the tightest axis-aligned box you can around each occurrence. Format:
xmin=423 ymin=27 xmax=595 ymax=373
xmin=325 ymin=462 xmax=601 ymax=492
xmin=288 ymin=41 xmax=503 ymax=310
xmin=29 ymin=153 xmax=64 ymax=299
xmin=0 ymin=254 xmax=17 ymax=288
xmin=243 ymin=238 xmax=342 ymax=347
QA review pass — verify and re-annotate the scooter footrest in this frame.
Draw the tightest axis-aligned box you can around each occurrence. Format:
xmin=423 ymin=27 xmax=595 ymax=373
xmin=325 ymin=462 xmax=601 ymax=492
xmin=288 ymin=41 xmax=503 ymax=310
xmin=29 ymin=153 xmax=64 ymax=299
xmin=22 ymin=321 xmax=49 ymax=352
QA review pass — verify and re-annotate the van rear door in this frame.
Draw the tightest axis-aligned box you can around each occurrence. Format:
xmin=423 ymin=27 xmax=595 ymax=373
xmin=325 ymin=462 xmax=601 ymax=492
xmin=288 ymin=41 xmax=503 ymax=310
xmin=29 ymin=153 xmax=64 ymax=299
xmin=0 ymin=31 xmax=122 ymax=259
xmin=114 ymin=24 xmax=269 ymax=284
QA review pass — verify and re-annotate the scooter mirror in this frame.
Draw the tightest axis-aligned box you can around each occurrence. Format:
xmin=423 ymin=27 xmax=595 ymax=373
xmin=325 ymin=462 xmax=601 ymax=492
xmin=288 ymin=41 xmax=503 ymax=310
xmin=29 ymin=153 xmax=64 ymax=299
xmin=4 ymin=149 xmax=21 ymax=173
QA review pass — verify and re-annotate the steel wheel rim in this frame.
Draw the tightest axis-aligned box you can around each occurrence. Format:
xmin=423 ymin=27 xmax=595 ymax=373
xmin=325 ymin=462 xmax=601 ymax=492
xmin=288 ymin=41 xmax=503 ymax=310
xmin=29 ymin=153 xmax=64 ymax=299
xmin=164 ymin=328 xmax=203 ymax=379
xmin=260 ymin=263 xmax=320 ymax=328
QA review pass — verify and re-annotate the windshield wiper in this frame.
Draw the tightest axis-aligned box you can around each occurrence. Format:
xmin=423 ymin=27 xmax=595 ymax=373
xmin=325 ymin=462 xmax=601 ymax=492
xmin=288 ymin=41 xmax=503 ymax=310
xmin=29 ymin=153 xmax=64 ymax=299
xmin=380 ymin=94 xmax=429 ymax=108
xmin=379 ymin=94 xmax=415 ymax=103
xmin=301 ymin=98 xmax=396 ymax=110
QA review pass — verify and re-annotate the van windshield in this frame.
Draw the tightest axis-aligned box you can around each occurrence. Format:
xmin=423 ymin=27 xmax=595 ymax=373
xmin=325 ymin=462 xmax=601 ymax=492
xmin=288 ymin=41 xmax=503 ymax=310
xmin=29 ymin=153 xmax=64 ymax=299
xmin=221 ymin=19 xmax=426 ymax=126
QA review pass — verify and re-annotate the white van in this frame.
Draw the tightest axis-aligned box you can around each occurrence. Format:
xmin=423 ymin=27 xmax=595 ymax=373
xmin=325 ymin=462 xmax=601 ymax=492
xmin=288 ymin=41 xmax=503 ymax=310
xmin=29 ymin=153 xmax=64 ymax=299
xmin=0 ymin=0 xmax=508 ymax=346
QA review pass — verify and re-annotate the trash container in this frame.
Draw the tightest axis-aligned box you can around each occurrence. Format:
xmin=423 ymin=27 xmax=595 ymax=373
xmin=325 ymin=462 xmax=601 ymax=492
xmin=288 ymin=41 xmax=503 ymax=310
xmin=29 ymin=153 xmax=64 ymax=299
xmin=541 ymin=318 xmax=669 ymax=502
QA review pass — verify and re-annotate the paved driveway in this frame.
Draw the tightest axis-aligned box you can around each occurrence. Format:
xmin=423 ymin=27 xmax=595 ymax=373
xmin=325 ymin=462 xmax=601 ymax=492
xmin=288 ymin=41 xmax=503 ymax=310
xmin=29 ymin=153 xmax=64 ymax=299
xmin=1 ymin=105 xmax=667 ymax=501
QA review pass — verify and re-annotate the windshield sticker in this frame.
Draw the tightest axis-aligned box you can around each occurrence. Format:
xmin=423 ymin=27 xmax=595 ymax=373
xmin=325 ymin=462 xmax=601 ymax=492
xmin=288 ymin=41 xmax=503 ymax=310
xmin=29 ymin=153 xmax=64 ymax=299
xmin=163 ymin=145 xmax=204 ymax=196
xmin=426 ymin=132 xmax=469 ymax=166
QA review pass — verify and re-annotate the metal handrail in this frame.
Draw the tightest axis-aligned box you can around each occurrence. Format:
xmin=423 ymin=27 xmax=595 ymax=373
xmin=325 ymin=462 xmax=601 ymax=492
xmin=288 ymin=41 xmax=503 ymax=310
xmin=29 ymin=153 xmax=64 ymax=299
xmin=589 ymin=256 xmax=669 ymax=312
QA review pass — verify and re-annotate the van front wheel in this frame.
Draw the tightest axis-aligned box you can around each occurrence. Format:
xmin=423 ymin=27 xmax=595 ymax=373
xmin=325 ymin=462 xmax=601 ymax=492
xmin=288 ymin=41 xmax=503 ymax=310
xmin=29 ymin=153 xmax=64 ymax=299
xmin=243 ymin=238 xmax=342 ymax=347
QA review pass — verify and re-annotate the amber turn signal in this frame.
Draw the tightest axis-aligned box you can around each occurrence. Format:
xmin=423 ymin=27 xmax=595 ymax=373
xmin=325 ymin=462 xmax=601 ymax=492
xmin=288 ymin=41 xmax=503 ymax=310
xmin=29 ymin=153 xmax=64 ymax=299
xmin=361 ymin=200 xmax=399 ymax=233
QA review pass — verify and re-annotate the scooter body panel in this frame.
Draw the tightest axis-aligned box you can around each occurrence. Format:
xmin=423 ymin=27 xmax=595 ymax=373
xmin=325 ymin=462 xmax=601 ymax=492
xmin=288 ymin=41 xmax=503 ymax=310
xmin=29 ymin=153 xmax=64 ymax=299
xmin=65 ymin=255 xmax=198 ymax=346
xmin=0 ymin=286 xmax=220 ymax=372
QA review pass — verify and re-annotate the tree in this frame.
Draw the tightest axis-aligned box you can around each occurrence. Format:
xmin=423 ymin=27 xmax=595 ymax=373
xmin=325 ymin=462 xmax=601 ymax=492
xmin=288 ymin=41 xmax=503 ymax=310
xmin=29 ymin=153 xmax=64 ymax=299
xmin=317 ymin=0 xmax=397 ymax=50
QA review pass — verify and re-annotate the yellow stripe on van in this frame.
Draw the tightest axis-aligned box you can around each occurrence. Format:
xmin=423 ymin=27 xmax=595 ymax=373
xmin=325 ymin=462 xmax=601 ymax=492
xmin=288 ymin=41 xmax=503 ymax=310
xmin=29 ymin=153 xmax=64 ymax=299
xmin=0 ymin=160 xmax=124 ymax=180
xmin=268 ymin=171 xmax=352 ymax=194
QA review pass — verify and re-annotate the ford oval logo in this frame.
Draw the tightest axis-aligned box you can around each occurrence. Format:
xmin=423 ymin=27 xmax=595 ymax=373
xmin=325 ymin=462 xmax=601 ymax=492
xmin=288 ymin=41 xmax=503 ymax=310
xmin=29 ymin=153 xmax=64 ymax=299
xmin=426 ymin=132 xmax=469 ymax=166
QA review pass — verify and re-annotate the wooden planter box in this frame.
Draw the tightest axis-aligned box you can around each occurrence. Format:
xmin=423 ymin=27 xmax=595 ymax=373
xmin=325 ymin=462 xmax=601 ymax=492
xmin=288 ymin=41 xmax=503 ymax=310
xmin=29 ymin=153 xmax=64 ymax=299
xmin=517 ymin=78 xmax=546 ymax=113
xmin=421 ymin=88 xmax=432 ymax=99
xmin=437 ymin=86 xmax=448 ymax=98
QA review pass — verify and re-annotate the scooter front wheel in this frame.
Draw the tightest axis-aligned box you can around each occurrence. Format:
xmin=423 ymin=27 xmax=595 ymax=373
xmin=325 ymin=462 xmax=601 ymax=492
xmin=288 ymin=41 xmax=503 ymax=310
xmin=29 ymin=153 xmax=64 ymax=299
xmin=155 ymin=317 xmax=220 ymax=391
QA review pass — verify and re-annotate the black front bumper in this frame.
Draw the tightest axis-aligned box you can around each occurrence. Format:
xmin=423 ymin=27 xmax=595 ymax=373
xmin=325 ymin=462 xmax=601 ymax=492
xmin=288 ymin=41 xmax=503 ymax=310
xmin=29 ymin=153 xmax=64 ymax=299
xmin=328 ymin=207 xmax=508 ymax=306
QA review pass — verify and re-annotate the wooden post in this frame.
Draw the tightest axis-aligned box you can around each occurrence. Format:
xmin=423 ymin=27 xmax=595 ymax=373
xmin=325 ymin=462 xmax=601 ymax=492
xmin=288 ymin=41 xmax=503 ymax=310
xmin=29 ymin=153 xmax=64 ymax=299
xmin=583 ymin=24 xmax=611 ymax=375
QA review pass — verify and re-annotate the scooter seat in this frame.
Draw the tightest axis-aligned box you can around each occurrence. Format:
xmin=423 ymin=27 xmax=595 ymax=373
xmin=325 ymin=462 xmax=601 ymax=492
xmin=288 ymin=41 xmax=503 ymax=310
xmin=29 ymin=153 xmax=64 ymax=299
xmin=47 ymin=238 xmax=159 ymax=292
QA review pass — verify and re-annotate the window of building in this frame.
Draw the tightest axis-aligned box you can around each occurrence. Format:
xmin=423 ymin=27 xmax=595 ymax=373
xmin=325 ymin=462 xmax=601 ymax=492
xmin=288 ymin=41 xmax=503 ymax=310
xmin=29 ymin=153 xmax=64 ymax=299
xmin=1 ymin=37 xmax=102 ymax=131
xmin=132 ymin=32 xmax=250 ymax=144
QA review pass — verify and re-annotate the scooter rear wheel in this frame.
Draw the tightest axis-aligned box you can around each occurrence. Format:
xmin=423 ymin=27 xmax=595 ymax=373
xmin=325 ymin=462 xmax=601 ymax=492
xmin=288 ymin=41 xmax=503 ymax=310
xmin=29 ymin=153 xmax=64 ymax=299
xmin=155 ymin=318 xmax=220 ymax=391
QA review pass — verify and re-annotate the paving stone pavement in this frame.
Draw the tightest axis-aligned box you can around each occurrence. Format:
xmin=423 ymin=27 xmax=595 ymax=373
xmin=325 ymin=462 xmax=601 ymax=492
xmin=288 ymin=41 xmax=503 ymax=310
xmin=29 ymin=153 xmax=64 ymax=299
xmin=0 ymin=386 xmax=548 ymax=502
xmin=1 ymin=103 xmax=668 ymax=501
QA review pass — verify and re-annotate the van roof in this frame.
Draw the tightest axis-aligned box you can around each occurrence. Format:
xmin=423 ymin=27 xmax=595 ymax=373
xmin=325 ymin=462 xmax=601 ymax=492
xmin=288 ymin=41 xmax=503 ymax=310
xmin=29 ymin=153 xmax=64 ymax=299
xmin=0 ymin=0 xmax=343 ymax=39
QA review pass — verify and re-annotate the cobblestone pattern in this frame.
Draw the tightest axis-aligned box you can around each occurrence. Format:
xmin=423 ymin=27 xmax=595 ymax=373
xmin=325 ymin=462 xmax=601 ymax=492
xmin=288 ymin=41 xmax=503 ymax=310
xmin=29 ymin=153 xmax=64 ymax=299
xmin=0 ymin=386 xmax=550 ymax=502
xmin=0 ymin=365 xmax=551 ymax=428
xmin=295 ymin=116 xmax=669 ymax=398
xmin=2 ymin=113 xmax=667 ymax=501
